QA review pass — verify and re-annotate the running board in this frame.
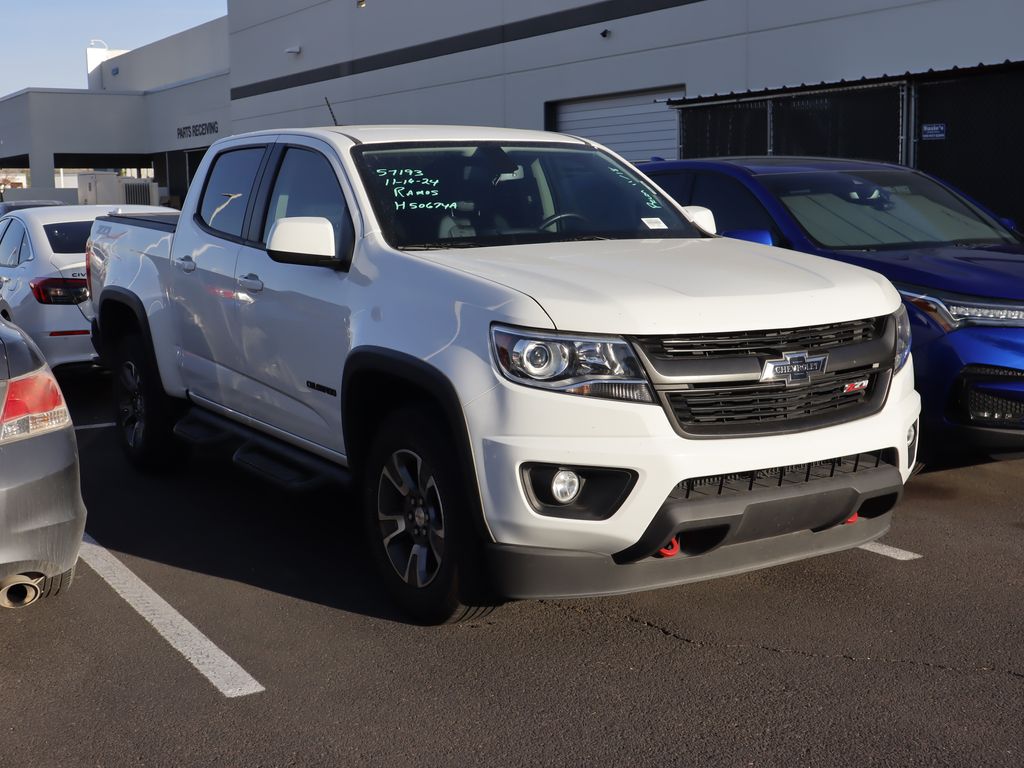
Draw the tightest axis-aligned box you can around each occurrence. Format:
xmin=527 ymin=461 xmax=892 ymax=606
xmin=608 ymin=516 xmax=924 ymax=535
xmin=174 ymin=408 xmax=351 ymax=492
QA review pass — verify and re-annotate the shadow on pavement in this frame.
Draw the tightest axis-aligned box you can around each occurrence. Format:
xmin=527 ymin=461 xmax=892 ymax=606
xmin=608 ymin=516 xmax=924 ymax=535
xmin=59 ymin=368 xmax=408 ymax=625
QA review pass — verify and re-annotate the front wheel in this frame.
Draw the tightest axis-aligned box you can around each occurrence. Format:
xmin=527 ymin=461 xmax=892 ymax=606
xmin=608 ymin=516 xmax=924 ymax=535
xmin=111 ymin=334 xmax=178 ymax=470
xmin=362 ymin=409 xmax=495 ymax=624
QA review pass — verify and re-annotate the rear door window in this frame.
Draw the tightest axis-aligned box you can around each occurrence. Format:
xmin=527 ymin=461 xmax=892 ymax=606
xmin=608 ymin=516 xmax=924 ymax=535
xmin=690 ymin=172 xmax=779 ymax=236
xmin=652 ymin=171 xmax=695 ymax=205
xmin=0 ymin=220 xmax=26 ymax=267
xmin=198 ymin=147 xmax=267 ymax=239
xmin=43 ymin=221 xmax=93 ymax=254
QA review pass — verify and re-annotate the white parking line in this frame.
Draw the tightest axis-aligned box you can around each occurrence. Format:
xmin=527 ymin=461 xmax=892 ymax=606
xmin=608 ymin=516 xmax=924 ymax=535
xmin=79 ymin=534 xmax=265 ymax=698
xmin=858 ymin=541 xmax=923 ymax=561
xmin=74 ymin=422 xmax=117 ymax=431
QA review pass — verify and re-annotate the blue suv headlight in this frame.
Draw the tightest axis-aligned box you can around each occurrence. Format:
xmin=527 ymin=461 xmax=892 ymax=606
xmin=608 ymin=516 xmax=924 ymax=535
xmin=897 ymin=285 xmax=1024 ymax=330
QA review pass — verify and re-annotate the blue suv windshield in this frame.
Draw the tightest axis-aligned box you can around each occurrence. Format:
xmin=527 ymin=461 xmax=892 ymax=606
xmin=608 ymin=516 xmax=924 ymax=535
xmin=759 ymin=169 xmax=1020 ymax=251
xmin=352 ymin=142 xmax=700 ymax=249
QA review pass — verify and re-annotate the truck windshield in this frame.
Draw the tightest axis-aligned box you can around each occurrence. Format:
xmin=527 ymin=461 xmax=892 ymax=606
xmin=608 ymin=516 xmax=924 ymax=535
xmin=758 ymin=169 xmax=1019 ymax=251
xmin=352 ymin=142 xmax=699 ymax=249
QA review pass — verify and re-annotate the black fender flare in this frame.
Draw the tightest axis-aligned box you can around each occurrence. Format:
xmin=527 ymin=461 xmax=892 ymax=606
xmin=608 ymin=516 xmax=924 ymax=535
xmin=95 ymin=287 xmax=155 ymax=363
xmin=342 ymin=346 xmax=493 ymax=543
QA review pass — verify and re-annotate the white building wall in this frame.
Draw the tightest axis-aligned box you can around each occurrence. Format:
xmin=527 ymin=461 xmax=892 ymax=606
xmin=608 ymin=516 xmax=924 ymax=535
xmin=227 ymin=0 xmax=1024 ymax=136
xmin=0 ymin=90 xmax=147 ymax=185
xmin=98 ymin=17 xmax=229 ymax=92
xmin=144 ymin=74 xmax=232 ymax=153
xmin=4 ymin=0 xmax=1023 ymax=189
xmin=0 ymin=92 xmax=33 ymax=160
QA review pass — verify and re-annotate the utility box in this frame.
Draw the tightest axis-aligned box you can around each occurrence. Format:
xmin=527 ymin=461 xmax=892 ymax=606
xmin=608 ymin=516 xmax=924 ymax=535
xmin=78 ymin=172 xmax=158 ymax=205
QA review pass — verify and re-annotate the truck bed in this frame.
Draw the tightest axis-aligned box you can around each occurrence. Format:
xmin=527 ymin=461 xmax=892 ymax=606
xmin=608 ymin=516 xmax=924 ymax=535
xmin=97 ymin=211 xmax=180 ymax=233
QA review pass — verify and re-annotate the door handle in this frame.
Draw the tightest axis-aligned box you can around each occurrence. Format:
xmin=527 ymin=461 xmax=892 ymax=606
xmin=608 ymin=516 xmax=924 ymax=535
xmin=238 ymin=273 xmax=264 ymax=292
xmin=173 ymin=254 xmax=197 ymax=273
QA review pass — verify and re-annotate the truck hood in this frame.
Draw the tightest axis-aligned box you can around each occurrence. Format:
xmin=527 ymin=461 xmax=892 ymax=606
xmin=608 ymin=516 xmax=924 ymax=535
xmin=833 ymin=243 xmax=1024 ymax=301
xmin=423 ymin=237 xmax=900 ymax=335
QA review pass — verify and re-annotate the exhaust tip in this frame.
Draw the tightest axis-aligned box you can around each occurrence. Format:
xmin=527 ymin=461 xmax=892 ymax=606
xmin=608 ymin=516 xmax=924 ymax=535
xmin=0 ymin=575 xmax=43 ymax=609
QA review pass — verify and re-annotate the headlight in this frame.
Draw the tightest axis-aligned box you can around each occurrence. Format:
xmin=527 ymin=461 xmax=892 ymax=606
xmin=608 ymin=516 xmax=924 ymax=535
xmin=894 ymin=304 xmax=912 ymax=372
xmin=491 ymin=325 xmax=655 ymax=403
xmin=897 ymin=285 xmax=1024 ymax=330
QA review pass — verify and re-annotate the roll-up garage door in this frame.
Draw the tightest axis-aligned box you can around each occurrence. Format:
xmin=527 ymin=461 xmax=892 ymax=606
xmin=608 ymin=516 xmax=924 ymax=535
xmin=554 ymin=88 xmax=684 ymax=163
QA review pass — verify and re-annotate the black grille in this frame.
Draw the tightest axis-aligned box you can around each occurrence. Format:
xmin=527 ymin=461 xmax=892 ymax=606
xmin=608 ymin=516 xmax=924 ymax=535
xmin=967 ymin=391 xmax=1024 ymax=423
xmin=638 ymin=317 xmax=881 ymax=359
xmin=951 ymin=365 xmax=1024 ymax=429
xmin=961 ymin=365 xmax=1024 ymax=379
xmin=673 ymin=449 xmax=897 ymax=500
xmin=665 ymin=366 xmax=885 ymax=436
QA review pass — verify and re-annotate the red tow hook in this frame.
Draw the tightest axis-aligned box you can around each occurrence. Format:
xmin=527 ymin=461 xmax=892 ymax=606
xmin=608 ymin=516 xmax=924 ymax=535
xmin=844 ymin=512 xmax=859 ymax=525
xmin=658 ymin=537 xmax=681 ymax=558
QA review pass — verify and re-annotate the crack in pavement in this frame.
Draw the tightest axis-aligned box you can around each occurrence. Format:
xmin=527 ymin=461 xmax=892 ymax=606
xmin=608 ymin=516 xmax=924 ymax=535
xmin=538 ymin=599 xmax=1024 ymax=682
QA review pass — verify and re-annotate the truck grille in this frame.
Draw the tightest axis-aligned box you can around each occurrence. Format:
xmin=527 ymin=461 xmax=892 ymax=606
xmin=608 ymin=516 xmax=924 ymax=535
xmin=634 ymin=314 xmax=896 ymax=438
xmin=637 ymin=317 xmax=881 ymax=359
xmin=664 ymin=366 xmax=884 ymax=436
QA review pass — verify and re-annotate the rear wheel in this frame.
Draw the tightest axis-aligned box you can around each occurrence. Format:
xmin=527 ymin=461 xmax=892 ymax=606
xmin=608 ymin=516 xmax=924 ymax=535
xmin=112 ymin=333 xmax=178 ymax=469
xmin=362 ymin=409 xmax=495 ymax=624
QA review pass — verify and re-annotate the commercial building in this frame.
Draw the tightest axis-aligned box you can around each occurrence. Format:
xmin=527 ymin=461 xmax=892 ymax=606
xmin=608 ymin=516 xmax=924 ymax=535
xmin=2 ymin=0 xmax=1022 ymax=219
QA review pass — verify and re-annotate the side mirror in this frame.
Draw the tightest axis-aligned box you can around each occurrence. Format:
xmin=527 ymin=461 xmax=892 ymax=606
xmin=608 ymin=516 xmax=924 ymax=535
xmin=682 ymin=205 xmax=716 ymax=235
xmin=266 ymin=216 xmax=347 ymax=270
xmin=722 ymin=228 xmax=774 ymax=246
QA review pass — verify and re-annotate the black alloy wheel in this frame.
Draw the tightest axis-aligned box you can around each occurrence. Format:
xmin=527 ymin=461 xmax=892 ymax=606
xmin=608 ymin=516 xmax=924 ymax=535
xmin=362 ymin=409 xmax=495 ymax=624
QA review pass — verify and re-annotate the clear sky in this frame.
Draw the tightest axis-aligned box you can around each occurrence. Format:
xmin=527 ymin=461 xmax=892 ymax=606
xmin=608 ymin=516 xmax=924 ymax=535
xmin=0 ymin=0 xmax=228 ymax=97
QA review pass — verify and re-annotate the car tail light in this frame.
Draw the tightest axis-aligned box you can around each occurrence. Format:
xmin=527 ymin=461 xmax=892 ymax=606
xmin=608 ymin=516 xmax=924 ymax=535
xmin=0 ymin=368 xmax=71 ymax=443
xmin=29 ymin=278 xmax=89 ymax=305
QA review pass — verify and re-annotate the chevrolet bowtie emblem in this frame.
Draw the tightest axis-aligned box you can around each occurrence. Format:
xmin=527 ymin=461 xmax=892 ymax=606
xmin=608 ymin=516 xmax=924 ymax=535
xmin=760 ymin=350 xmax=829 ymax=386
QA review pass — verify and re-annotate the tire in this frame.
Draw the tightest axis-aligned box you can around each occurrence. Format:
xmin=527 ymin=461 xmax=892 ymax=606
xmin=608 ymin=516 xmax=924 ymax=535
xmin=362 ymin=409 xmax=496 ymax=625
xmin=111 ymin=333 xmax=178 ymax=470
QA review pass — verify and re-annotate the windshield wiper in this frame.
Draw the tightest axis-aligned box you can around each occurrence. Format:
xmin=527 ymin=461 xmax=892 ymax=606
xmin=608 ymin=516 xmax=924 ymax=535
xmin=401 ymin=240 xmax=482 ymax=250
xmin=553 ymin=234 xmax=611 ymax=242
xmin=948 ymin=239 xmax=1005 ymax=249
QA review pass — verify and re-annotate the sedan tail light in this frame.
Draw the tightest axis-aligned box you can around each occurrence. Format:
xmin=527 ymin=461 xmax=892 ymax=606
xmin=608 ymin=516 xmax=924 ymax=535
xmin=30 ymin=278 xmax=89 ymax=305
xmin=0 ymin=368 xmax=71 ymax=443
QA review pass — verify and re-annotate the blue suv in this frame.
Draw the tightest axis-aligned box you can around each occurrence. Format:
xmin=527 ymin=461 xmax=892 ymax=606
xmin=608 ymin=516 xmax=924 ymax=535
xmin=641 ymin=157 xmax=1024 ymax=458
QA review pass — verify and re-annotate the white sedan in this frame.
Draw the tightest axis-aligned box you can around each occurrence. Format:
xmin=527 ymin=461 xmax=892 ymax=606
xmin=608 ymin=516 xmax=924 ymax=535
xmin=0 ymin=204 xmax=172 ymax=368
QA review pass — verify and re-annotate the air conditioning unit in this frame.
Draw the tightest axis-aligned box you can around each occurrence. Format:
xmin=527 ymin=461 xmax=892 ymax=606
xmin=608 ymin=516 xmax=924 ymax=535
xmin=78 ymin=172 xmax=158 ymax=206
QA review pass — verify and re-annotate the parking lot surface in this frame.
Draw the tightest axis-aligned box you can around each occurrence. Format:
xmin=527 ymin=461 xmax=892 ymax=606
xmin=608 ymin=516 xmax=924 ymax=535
xmin=3 ymin=368 xmax=1022 ymax=767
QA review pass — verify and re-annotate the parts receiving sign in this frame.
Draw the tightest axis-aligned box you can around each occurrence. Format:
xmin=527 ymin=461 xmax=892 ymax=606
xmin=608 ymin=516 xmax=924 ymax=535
xmin=177 ymin=122 xmax=220 ymax=140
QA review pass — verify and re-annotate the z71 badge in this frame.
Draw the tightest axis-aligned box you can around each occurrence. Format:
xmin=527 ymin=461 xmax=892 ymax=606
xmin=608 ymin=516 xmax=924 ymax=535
xmin=760 ymin=350 xmax=828 ymax=386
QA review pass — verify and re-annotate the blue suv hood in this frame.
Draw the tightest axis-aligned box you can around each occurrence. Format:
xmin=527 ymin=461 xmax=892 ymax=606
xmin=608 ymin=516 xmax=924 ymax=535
xmin=836 ymin=243 xmax=1024 ymax=301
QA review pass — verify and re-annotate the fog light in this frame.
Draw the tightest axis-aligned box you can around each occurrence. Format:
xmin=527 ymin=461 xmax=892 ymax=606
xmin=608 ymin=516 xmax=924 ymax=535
xmin=551 ymin=470 xmax=581 ymax=504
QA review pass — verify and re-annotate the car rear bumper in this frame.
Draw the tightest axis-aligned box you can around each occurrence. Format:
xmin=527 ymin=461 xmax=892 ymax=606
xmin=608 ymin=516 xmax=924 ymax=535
xmin=0 ymin=428 xmax=87 ymax=584
xmin=36 ymin=332 xmax=98 ymax=368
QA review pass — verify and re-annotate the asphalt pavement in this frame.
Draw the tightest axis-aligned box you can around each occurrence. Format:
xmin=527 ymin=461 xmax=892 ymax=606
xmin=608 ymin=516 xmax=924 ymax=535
xmin=2 ymin=367 xmax=1021 ymax=767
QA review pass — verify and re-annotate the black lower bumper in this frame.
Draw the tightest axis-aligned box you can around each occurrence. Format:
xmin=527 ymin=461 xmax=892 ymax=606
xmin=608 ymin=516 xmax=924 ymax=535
xmin=923 ymin=417 xmax=1024 ymax=457
xmin=488 ymin=515 xmax=891 ymax=600
xmin=0 ymin=428 xmax=87 ymax=582
xmin=487 ymin=461 xmax=903 ymax=600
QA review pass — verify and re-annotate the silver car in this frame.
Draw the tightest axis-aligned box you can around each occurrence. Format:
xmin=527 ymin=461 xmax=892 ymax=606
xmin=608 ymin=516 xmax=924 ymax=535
xmin=0 ymin=319 xmax=86 ymax=608
xmin=0 ymin=205 xmax=170 ymax=368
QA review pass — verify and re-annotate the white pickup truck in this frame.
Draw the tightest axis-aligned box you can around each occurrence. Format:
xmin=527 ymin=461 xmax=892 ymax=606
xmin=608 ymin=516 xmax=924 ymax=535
xmin=88 ymin=125 xmax=920 ymax=623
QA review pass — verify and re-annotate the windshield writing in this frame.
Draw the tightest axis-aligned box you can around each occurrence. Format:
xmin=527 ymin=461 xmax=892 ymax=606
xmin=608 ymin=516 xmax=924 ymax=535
xmin=353 ymin=143 xmax=698 ymax=249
